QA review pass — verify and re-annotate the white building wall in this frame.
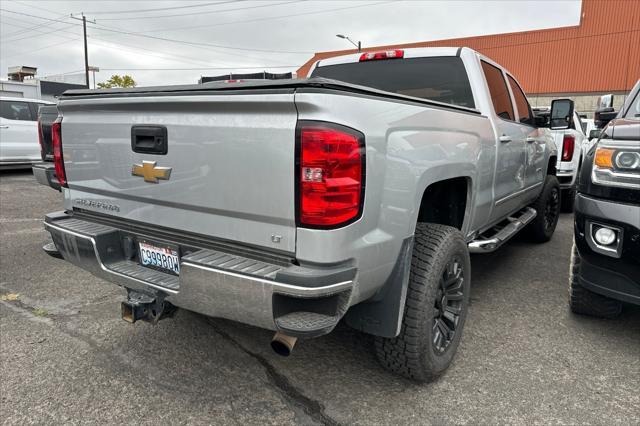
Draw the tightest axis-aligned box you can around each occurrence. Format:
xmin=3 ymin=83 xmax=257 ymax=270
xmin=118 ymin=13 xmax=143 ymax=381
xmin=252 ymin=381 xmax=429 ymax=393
xmin=0 ymin=80 xmax=40 ymax=99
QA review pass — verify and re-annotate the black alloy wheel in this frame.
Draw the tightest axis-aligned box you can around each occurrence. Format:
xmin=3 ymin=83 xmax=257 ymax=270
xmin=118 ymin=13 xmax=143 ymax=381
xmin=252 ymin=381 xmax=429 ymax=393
xmin=432 ymin=257 xmax=464 ymax=353
xmin=544 ymin=186 xmax=560 ymax=231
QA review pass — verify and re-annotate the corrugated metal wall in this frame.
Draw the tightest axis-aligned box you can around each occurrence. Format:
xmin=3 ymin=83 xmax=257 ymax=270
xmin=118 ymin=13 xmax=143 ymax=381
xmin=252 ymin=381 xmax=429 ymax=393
xmin=297 ymin=0 xmax=640 ymax=94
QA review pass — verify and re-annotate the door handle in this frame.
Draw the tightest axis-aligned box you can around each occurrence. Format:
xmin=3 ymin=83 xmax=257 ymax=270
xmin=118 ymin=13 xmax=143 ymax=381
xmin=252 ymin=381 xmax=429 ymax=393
xmin=0 ymin=125 xmax=8 ymax=129
xmin=526 ymin=137 xmax=536 ymax=143
xmin=499 ymin=135 xmax=511 ymax=143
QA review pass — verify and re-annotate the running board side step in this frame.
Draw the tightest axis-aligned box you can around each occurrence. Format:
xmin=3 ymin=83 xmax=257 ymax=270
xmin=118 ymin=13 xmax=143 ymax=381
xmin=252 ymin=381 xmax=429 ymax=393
xmin=468 ymin=207 xmax=537 ymax=253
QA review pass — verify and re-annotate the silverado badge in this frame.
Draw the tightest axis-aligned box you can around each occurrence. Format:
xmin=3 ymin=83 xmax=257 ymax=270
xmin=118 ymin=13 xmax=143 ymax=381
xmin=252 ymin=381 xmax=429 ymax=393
xmin=132 ymin=161 xmax=172 ymax=183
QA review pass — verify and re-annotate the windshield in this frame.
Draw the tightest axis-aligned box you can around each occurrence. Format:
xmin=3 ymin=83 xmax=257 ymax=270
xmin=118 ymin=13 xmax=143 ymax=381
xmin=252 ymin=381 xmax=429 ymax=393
xmin=310 ymin=56 xmax=475 ymax=108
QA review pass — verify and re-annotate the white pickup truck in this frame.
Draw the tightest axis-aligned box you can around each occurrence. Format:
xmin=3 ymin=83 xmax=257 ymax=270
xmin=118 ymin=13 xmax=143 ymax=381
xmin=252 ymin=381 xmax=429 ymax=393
xmin=0 ymin=96 xmax=54 ymax=169
xmin=43 ymin=47 xmax=573 ymax=381
xmin=533 ymin=107 xmax=588 ymax=211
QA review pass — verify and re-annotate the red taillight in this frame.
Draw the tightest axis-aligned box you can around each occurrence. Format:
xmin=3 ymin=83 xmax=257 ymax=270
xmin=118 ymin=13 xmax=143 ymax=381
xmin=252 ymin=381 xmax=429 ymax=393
xmin=37 ymin=118 xmax=45 ymax=160
xmin=359 ymin=49 xmax=404 ymax=62
xmin=298 ymin=123 xmax=364 ymax=227
xmin=562 ymin=134 xmax=575 ymax=161
xmin=52 ymin=119 xmax=67 ymax=187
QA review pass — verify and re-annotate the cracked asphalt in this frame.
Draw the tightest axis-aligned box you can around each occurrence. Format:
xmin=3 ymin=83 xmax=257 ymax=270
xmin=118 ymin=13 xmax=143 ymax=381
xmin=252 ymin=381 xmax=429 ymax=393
xmin=1 ymin=170 xmax=639 ymax=425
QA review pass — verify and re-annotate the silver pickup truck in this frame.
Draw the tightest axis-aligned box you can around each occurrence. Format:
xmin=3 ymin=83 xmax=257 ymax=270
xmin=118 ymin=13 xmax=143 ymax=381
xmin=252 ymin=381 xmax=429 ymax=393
xmin=43 ymin=47 xmax=574 ymax=381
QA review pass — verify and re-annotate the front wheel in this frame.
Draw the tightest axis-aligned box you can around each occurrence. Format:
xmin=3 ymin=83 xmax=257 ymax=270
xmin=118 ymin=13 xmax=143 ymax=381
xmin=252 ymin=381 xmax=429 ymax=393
xmin=375 ymin=223 xmax=471 ymax=382
xmin=569 ymin=242 xmax=622 ymax=318
xmin=526 ymin=175 xmax=560 ymax=242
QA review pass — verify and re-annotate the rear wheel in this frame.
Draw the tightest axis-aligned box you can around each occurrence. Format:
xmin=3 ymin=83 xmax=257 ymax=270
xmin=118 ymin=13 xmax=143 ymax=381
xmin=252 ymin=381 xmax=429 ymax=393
xmin=526 ymin=175 xmax=560 ymax=242
xmin=569 ymin=242 xmax=622 ymax=318
xmin=375 ymin=223 xmax=470 ymax=382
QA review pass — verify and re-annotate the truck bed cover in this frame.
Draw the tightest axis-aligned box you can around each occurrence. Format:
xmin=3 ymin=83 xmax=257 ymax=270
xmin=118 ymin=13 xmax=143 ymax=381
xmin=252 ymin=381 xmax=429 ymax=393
xmin=59 ymin=77 xmax=481 ymax=115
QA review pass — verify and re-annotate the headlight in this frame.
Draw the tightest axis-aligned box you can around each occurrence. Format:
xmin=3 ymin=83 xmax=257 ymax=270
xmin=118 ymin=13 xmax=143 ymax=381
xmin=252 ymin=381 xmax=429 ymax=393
xmin=592 ymin=142 xmax=640 ymax=188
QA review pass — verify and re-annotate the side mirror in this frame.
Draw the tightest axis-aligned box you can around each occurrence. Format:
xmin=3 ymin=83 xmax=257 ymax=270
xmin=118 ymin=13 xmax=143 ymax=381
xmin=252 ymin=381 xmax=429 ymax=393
xmin=597 ymin=94 xmax=614 ymax=110
xmin=594 ymin=107 xmax=617 ymax=127
xmin=550 ymin=99 xmax=574 ymax=130
xmin=588 ymin=129 xmax=601 ymax=140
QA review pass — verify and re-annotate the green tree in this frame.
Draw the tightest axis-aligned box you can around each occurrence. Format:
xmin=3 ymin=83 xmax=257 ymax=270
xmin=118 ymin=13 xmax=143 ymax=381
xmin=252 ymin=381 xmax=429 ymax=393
xmin=97 ymin=74 xmax=137 ymax=89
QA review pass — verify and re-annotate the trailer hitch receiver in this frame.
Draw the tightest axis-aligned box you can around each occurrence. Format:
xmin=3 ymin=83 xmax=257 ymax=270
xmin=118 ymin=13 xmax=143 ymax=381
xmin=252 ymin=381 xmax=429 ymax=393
xmin=121 ymin=289 xmax=176 ymax=324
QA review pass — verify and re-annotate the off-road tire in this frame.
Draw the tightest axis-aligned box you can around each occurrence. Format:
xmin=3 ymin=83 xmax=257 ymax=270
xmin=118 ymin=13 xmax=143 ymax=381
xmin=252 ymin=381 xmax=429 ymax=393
xmin=569 ymin=242 xmax=622 ymax=318
xmin=526 ymin=175 xmax=561 ymax=242
xmin=375 ymin=223 xmax=471 ymax=382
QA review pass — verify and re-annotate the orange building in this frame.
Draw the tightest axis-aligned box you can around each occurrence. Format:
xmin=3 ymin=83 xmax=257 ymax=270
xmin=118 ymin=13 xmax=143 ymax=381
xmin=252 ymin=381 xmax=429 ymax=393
xmin=297 ymin=0 xmax=639 ymax=115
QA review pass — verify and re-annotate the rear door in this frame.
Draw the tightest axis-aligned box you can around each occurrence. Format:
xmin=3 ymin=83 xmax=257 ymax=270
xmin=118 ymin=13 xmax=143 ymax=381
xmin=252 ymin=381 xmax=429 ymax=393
xmin=58 ymin=92 xmax=298 ymax=253
xmin=480 ymin=61 xmax=527 ymax=218
xmin=506 ymin=74 xmax=547 ymax=191
xmin=0 ymin=99 xmax=39 ymax=162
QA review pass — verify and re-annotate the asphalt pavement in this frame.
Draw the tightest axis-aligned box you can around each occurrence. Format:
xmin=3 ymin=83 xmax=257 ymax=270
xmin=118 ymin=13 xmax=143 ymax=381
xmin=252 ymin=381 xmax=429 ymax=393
xmin=1 ymin=170 xmax=638 ymax=425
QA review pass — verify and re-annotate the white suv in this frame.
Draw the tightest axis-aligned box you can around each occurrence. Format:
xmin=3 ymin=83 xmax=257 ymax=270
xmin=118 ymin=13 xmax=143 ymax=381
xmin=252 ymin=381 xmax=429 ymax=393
xmin=0 ymin=96 xmax=55 ymax=169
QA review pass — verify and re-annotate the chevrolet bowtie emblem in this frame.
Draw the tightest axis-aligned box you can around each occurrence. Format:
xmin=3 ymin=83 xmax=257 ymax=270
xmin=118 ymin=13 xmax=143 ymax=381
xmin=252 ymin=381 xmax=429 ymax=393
xmin=132 ymin=160 xmax=172 ymax=183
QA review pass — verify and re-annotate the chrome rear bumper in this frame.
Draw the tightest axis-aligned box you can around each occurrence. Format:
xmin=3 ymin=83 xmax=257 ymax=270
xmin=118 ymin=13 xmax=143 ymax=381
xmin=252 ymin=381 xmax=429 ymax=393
xmin=45 ymin=212 xmax=354 ymax=337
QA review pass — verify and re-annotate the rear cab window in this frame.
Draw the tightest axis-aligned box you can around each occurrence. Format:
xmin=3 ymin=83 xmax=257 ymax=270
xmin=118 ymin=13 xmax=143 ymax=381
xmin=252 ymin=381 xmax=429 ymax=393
xmin=310 ymin=56 xmax=476 ymax=109
xmin=481 ymin=61 xmax=514 ymax=121
xmin=0 ymin=100 xmax=35 ymax=121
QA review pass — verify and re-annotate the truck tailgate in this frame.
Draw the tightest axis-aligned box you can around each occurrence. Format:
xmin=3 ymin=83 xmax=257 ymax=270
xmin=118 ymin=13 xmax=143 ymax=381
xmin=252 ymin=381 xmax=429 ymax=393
xmin=57 ymin=93 xmax=297 ymax=253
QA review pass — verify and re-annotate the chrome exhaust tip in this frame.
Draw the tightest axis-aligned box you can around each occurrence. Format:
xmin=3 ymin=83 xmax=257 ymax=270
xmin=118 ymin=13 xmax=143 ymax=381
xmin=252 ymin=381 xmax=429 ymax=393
xmin=270 ymin=332 xmax=297 ymax=356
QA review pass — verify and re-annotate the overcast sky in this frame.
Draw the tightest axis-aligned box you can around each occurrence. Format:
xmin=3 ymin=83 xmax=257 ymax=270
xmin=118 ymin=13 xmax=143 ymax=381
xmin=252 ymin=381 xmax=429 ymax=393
xmin=0 ymin=0 xmax=582 ymax=87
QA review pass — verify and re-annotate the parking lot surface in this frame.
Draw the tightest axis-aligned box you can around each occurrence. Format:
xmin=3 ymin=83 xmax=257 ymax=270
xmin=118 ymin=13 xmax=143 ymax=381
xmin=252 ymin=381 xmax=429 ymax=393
xmin=1 ymin=170 xmax=638 ymax=425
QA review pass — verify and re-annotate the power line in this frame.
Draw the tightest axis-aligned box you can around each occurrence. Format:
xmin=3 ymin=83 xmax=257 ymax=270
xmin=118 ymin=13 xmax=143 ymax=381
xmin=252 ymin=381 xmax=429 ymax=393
xmin=0 ymin=7 xmax=314 ymax=57
xmin=0 ymin=13 xmax=297 ymax=71
xmin=98 ymin=0 xmax=300 ymax=21
xmin=1 ymin=39 xmax=74 ymax=60
xmin=88 ymin=21 xmax=314 ymax=54
xmin=99 ymin=66 xmax=297 ymax=71
xmin=1 ymin=13 xmax=70 ymax=38
xmin=104 ymin=1 xmax=396 ymax=34
xmin=9 ymin=0 xmax=75 ymax=16
xmin=0 ymin=8 xmax=82 ymax=25
xmin=88 ymin=36 xmax=244 ymax=68
xmin=1 ymin=22 xmax=77 ymax=43
xmin=0 ymin=12 xmax=283 ymax=69
xmin=0 ymin=13 xmax=228 ymax=68
xmin=85 ymin=1 xmax=239 ymax=15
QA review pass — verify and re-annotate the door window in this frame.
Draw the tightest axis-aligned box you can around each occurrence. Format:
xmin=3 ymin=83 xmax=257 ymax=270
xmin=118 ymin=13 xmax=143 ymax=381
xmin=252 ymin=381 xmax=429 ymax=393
xmin=481 ymin=61 xmax=514 ymax=121
xmin=506 ymin=75 xmax=533 ymax=126
xmin=623 ymin=90 xmax=640 ymax=119
xmin=0 ymin=100 xmax=34 ymax=121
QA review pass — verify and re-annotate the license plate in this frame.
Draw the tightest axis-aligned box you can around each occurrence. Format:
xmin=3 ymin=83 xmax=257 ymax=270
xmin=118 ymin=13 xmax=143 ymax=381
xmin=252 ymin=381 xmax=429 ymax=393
xmin=138 ymin=240 xmax=180 ymax=275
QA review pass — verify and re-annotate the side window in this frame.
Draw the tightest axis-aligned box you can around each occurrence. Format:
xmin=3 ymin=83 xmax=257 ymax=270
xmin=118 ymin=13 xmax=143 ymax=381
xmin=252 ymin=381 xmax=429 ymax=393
xmin=481 ymin=61 xmax=514 ymax=121
xmin=506 ymin=75 xmax=533 ymax=126
xmin=0 ymin=100 xmax=34 ymax=121
xmin=29 ymin=102 xmax=42 ymax=121
xmin=623 ymin=91 xmax=640 ymax=119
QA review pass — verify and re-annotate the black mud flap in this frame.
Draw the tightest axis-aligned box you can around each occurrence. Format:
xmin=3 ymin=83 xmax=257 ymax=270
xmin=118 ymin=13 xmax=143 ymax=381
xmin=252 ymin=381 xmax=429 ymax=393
xmin=344 ymin=236 xmax=413 ymax=338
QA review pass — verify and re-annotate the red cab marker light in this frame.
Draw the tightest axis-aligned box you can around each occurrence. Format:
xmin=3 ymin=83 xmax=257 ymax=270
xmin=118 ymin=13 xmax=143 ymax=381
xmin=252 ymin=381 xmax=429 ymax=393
xmin=359 ymin=50 xmax=404 ymax=62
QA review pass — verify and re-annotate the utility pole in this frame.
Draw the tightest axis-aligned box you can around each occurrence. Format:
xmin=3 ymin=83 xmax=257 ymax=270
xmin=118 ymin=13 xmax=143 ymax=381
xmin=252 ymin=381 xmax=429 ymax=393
xmin=70 ymin=13 xmax=95 ymax=88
